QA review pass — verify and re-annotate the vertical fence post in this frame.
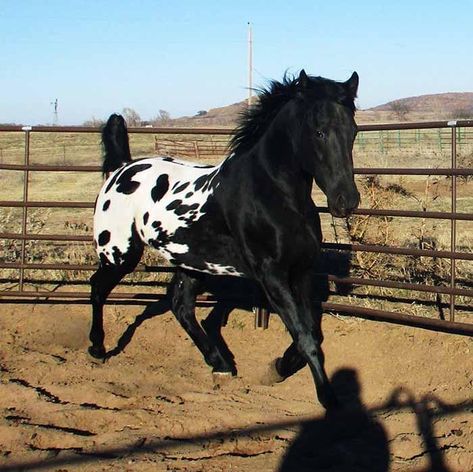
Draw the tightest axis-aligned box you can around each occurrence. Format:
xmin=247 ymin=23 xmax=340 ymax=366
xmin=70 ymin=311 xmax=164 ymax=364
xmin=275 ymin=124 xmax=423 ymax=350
xmin=19 ymin=126 xmax=32 ymax=291
xmin=449 ymin=121 xmax=457 ymax=322
xmin=359 ymin=131 xmax=365 ymax=151
xmin=193 ymin=141 xmax=200 ymax=160
xmin=254 ymin=307 xmax=270 ymax=329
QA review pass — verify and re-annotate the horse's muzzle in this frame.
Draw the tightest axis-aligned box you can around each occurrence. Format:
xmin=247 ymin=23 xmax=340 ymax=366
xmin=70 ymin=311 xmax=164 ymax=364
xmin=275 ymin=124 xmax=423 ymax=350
xmin=329 ymin=191 xmax=360 ymax=218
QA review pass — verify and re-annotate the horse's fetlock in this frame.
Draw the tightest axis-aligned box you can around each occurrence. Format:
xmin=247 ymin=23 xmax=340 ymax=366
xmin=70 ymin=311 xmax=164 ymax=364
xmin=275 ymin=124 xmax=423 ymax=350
xmin=88 ymin=344 xmax=106 ymax=359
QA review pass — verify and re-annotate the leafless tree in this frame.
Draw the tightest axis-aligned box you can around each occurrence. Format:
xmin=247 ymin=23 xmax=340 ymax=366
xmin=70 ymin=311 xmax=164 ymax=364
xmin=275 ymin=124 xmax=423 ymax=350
xmin=151 ymin=109 xmax=172 ymax=126
xmin=451 ymin=107 xmax=473 ymax=120
xmin=122 ymin=107 xmax=142 ymax=127
xmin=390 ymin=100 xmax=411 ymax=121
xmin=82 ymin=117 xmax=105 ymax=127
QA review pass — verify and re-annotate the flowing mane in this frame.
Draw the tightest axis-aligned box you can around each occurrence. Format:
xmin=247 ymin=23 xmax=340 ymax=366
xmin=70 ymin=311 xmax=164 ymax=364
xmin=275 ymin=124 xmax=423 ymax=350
xmin=229 ymin=72 xmax=357 ymax=155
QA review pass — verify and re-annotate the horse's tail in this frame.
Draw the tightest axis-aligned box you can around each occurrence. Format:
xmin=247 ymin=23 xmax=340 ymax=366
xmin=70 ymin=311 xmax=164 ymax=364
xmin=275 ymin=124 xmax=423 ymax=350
xmin=101 ymin=114 xmax=131 ymax=176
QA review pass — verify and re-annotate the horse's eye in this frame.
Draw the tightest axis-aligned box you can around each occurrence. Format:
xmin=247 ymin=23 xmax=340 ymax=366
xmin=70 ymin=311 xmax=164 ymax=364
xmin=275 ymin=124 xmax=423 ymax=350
xmin=315 ymin=130 xmax=325 ymax=139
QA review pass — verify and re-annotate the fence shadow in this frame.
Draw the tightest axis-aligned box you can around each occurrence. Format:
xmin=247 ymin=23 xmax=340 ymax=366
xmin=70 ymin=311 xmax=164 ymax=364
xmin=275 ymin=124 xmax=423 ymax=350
xmin=1 ymin=368 xmax=470 ymax=472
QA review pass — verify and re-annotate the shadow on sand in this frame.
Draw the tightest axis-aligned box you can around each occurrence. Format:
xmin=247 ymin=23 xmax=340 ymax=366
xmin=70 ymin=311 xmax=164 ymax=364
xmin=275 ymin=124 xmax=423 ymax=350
xmin=1 ymin=366 xmax=470 ymax=472
xmin=279 ymin=368 xmax=390 ymax=472
xmin=3 ymin=252 xmax=466 ymax=471
xmin=278 ymin=368 xmax=462 ymax=472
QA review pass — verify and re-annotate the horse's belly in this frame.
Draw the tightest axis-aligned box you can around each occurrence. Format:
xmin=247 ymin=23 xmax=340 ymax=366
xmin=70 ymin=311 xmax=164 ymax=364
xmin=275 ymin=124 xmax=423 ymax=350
xmin=139 ymin=216 xmax=245 ymax=277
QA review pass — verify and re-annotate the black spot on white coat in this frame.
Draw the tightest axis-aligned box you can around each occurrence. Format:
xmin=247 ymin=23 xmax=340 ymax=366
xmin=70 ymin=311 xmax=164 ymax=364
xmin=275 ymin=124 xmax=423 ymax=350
xmin=151 ymin=174 xmax=170 ymax=202
xmin=115 ymin=163 xmax=152 ymax=194
xmin=98 ymin=230 xmax=111 ymax=246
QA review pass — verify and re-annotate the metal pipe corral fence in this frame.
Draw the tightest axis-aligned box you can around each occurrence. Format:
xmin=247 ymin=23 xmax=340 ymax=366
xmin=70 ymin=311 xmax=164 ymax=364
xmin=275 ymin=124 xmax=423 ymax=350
xmin=0 ymin=120 xmax=472 ymax=336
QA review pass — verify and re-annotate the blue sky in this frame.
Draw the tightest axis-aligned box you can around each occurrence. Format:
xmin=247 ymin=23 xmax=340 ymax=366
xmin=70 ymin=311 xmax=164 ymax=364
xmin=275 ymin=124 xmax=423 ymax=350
xmin=2 ymin=0 xmax=473 ymax=125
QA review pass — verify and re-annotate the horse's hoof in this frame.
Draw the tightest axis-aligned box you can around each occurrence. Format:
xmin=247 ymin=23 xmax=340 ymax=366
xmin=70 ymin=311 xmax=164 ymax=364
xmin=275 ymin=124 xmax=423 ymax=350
xmin=88 ymin=345 xmax=106 ymax=360
xmin=212 ymin=371 xmax=234 ymax=388
xmin=322 ymin=394 xmax=341 ymax=412
xmin=318 ymin=388 xmax=341 ymax=412
xmin=260 ymin=358 xmax=285 ymax=385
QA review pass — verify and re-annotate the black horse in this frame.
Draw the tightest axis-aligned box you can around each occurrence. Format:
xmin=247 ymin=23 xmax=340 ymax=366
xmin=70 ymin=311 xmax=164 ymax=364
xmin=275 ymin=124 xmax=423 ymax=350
xmin=90 ymin=70 xmax=360 ymax=409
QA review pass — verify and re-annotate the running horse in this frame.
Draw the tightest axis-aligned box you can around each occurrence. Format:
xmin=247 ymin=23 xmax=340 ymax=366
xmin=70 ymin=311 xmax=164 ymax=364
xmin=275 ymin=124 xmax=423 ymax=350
xmin=89 ymin=70 xmax=360 ymax=409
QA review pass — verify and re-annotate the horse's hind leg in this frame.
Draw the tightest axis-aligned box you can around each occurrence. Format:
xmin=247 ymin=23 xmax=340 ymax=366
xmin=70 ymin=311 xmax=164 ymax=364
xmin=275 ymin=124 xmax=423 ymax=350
xmin=170 ymin=271 xmax=236 ymax=375
xmin=89 ymin=265 xmax=126 ymax=359
xmin=89 ymin=245 xmax=143 ymax=359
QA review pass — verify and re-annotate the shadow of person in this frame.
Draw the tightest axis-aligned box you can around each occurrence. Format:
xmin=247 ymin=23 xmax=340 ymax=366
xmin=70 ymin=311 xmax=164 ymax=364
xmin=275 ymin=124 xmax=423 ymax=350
xmin=279 ymin=368 xmax=390 ymax=472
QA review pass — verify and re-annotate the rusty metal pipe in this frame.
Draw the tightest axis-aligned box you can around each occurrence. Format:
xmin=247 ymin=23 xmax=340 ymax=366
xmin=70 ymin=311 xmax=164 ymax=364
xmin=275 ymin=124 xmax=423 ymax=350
xmin=2 ymin=261 xmax=473 ymax=298
xmin=2 ymin=119 xmax=473 ymax=133
xmin=2 ymin=163 xmax=473 ymax=176
xmin=0 ymin=289 xmax=471 ymax=336
xmin=449 ymin=125 xmax=458 ymax=321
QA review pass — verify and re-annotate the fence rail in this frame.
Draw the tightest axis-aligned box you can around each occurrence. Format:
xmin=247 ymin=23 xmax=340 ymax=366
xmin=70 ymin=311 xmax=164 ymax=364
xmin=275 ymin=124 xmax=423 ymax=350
xmin=1 ymin=120 xmax=472 ymax=336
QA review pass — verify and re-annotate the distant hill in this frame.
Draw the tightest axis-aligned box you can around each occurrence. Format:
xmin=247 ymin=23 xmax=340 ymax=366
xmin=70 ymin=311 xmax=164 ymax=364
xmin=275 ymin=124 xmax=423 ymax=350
xmin=171 ymin=101 xmax=247 ymax=128
xmin=358 ymin=92 xmax=473 ymax=123
xmin=371 ymin=92 xmax=473 ymax=114
xmin=369 ymin=92 xmax=473 ymax=114
xmin=167 ymin=92 xmax=473 ymax=128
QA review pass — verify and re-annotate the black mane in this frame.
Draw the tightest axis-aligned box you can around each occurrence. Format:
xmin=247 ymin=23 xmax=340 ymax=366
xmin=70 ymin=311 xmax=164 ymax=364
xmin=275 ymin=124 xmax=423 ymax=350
xmin=230 ymin=72 xmax=356 ymax=155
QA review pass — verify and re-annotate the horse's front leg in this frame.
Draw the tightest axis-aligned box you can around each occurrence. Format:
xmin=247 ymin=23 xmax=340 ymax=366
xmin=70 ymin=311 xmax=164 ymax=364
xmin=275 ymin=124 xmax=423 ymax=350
xmin=274 ymin=341 xmax=307 ymax=379
xmin=260 ymin=268 xmax=338 ymax=410
xmin=272 ymin=297 xmax=326 ymax=380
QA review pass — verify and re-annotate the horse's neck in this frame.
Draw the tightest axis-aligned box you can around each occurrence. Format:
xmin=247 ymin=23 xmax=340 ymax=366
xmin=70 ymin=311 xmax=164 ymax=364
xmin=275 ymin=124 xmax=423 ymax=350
xmin=255 ymin=108 xmax=313 ymax=202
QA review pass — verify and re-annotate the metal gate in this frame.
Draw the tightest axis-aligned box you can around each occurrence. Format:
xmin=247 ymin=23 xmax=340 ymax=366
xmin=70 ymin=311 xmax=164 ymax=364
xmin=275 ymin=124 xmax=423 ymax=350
xmin=0 ymin=121 xmax=472 ymax=336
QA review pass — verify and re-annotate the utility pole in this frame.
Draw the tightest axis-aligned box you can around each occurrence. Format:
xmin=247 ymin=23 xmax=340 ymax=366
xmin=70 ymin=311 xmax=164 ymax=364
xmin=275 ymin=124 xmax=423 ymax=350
xmin=248 ymin=22 xmax=253 ymax=107
xmin=51 ymin=99 xmax=58 ymax=125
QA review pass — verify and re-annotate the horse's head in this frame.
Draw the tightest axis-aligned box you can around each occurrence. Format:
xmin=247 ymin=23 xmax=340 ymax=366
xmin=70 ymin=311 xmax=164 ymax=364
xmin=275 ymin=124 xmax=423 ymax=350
xmin=296 ymin=70 xmax=360 ymax=218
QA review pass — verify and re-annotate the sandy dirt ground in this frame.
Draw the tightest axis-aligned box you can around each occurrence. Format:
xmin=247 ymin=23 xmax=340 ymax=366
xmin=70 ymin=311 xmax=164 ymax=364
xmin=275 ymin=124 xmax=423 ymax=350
xmin=0 ymin=301 xmax=472 ymax=471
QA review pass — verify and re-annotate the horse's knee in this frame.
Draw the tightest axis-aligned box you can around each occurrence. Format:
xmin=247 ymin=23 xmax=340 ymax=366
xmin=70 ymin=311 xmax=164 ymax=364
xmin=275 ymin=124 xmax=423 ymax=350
xmin=89 ymin=269 xmax=109 ymax=305
xmin=296 ymin=332 xmax=320 ymax=356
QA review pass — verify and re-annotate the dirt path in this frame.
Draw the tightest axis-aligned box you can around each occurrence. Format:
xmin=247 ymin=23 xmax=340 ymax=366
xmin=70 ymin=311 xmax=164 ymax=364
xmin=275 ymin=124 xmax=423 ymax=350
xmin=0 ymin=303 xmax=472 ymax=471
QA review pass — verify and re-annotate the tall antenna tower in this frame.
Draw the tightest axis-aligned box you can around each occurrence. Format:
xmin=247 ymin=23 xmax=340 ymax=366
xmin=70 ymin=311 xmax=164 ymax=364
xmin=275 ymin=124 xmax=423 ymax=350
xmin=51 ymin=99 xmax=58 ymax=125
xmin=247 ymin=22 xmax=253 ymax=107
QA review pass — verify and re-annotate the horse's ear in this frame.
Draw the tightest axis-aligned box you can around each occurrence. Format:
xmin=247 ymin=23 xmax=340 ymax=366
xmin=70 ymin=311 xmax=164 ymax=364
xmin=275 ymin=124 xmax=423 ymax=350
xmin=345 ymin=71 xmax=359 ymax=100
xmin=298 ymin=69 xmax=309 ymax=89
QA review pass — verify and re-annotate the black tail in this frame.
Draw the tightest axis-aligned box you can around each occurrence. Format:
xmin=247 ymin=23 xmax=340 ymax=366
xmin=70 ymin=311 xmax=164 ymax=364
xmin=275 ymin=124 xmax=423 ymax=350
xmin=101 ymin=114 xmax=131 ymax=176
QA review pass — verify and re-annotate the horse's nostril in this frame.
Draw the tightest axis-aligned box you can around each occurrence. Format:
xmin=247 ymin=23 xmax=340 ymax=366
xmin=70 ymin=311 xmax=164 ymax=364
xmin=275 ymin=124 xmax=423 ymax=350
xmin=336 ymin=194 xmax=347 ymax=211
